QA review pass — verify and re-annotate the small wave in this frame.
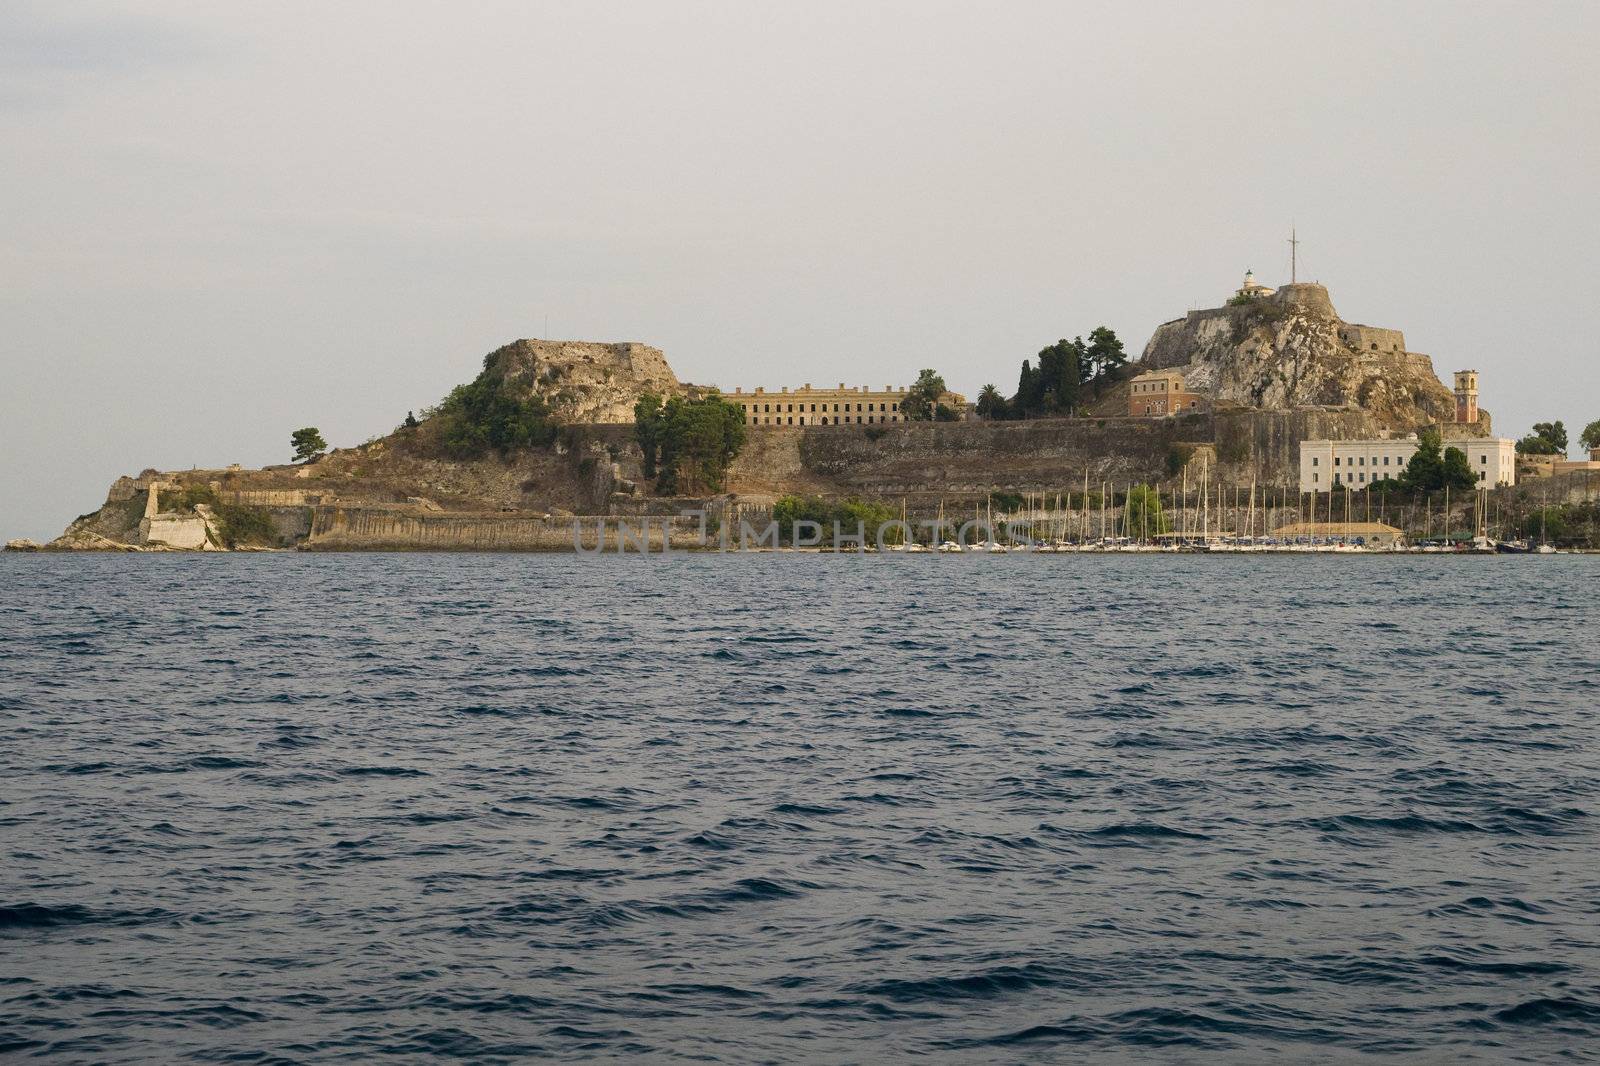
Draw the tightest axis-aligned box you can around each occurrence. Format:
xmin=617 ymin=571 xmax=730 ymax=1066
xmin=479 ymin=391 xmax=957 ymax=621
xmin=1303 ymin=813 xmax=1486 ymax=835
xmin=650 ymin=982 xmax=765 ymax=1000
xmin=0 ymin=903 xmax=175 ymax=931
xmin=955 ymin=1021 xmax=1099 ymax=1046
xmin=1419 ymin=954 xmax=1568 ymax=977
xmin=1493 ymin=997 xmax=1600 ymax=1026
xmin=186 ymin=755 xmax=262 ymax=770
xmin=1429 ymin=896 xmax=1551 ymax=923
xmin=854 ymin=962 xmax=1085 ymax=1002
xmin=703 ymin=877 xmax=808 ymax=903
xmin=771 ymin=802 xmax=844 ymax=816
xmin=338 ymin=766 xmax=429 ymax=778
xmin=548 ymin=795 xmax=626 ymax=811
xmin=1085 ymin=823 xmax=1211 ymax=841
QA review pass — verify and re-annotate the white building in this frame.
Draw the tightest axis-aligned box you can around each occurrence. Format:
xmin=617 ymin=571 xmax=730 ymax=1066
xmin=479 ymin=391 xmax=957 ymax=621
xmin=1298 ymin=436 xmax=1516 ymax=493
xmin=1234 ymin=269 xmax=1276 ymax=300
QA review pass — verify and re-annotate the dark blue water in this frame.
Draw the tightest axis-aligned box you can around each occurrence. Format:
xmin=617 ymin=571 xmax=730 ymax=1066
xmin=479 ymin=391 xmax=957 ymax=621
xmin=3 ymin=553 xmax=1598 ymax=1063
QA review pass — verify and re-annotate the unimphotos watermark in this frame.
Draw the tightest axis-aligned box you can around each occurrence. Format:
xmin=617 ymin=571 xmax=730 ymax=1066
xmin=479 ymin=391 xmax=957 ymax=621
xmin=573 ymin=510 xmax=1037 ymax=554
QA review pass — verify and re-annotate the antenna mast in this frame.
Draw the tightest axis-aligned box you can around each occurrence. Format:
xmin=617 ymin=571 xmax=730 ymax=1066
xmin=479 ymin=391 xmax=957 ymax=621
xmin=1288 ymin=225 xmax=1299 ymax=284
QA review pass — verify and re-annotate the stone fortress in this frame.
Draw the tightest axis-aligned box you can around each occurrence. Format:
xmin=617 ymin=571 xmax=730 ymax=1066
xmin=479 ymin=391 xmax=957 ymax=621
xmin=1133 ymin=267 xmax=1483 ymax=435
xmin=1139 ymin=267 xmax=1465 ymax=425
xmin=1130 ymin=267 xmax=1519 ymax=494
xmin=15 ymin=258 xmax=1578 ymax=553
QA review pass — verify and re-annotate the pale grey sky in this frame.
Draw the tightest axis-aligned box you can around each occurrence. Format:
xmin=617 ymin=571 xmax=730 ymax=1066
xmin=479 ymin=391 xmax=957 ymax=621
xmin=3 ymin=0 xmax=1596 ymax=540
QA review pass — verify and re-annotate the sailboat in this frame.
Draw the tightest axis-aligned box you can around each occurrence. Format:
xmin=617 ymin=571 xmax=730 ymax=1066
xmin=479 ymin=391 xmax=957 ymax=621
xmin=937 ymin=498 xmax=961 ymax=552
xmin=902 ymin=497 xmax=930 ymax=552
xmin=1535 ymin=504 xmax=1557 ymax=553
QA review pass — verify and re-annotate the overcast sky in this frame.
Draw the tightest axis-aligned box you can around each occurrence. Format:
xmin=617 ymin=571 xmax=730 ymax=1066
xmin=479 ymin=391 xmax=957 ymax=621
xmin=3 ymin=1 xmax=1596 ymax=540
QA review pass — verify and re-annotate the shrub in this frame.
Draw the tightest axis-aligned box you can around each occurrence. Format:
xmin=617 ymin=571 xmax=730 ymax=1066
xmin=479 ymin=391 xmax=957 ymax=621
xmin=990 ymin=491 xmax=1024 ymax=512
xmin=425 ymin=374 xmax=558 ymax=459
xmin=1165 ymin=443 xmax=1195 ymax=477
xmin=215 ymin=505 xmax=277 ymax=548
xmin=1218 ymin=435 xmax=1250 ymax=465
xmin=161 ymin=484 xmax=219 ymax=513
xmin=770 ymin=495 xmax=898 ymax=544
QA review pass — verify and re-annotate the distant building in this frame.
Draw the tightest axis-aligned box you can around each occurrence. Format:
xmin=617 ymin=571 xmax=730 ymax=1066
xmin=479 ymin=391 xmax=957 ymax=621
xmin=1128 ymin=370 xmax=1205 ymax=417
xmin=1518 ymin=448 xmax=1600 ymax=479
xmin=1270 ymin=521 xmax=1405 ymax=549
xmin=722 ymin=383 xmax=968 ymax=427
xmin=1234 ymin=269 xmax=1275 ymax=300
xmin=1298 ymin=437 xmax=1517 ymax=493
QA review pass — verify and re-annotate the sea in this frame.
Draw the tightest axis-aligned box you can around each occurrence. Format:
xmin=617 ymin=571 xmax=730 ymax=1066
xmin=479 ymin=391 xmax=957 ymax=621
xmin=2 ymin=552 xmax=1598 ymax=1063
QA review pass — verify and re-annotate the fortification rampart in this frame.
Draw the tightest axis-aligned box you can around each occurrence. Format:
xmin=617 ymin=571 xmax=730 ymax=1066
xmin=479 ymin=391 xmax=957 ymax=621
xmin=304 ymin=507 xmax=704 ymax=552
xmin=1339 ymin=324 xmax=1406 ymax=354
xmin=726 ymin=417 xmax=1197 ymax=498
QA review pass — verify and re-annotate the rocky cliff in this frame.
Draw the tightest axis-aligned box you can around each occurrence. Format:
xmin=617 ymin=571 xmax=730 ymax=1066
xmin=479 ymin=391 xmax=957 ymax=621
xmin=1139 ymin=283 xmax=1476 ymax=433
xmin=479 ymin=339 xmax=692 ymax=424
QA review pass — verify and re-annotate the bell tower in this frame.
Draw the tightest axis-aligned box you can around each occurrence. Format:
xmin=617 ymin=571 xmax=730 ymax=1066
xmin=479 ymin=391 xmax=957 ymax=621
xmin=1454 ymin=370 xmax=1479 ymax=424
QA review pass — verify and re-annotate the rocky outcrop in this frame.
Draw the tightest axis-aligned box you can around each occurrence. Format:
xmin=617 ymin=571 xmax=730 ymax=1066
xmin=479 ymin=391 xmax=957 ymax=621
xmin=480 ymin=339 xmax=694 ymax=424
xmin=1139 ymin=283 xmax=1471 ymax=433
xmin=45 ymin=529 xmax=140 ymax=551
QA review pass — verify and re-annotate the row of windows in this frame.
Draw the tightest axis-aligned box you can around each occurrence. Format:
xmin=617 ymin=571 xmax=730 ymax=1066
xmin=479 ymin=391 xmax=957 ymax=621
xmin=1312 ymin=454 xmax=1407 ymax=468
xmin=749 ymin=414 xmax=899 ymax=426
xmin=1315 ymin=469 xmax=1500 ymax=485
xmin=1313 ymin=453 xmax=1495 ymax=469
xmin=744 ymin=401 xmax=899 ymax=414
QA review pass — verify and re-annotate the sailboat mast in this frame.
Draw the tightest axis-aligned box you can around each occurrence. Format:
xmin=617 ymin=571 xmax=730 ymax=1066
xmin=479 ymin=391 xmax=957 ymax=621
xmin=1181 ymin=462 xmax=1188 ymax=540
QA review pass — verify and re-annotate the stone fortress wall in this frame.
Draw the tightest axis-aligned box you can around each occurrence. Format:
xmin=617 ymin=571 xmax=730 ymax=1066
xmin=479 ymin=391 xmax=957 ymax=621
xmin=303 ymin=508 xmax=701 ymax=552
xmin=1338 ymin=324 xmax=1407 ymax=354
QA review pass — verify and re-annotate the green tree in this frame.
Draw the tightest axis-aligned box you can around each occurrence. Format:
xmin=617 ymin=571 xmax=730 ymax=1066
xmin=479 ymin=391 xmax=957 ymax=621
xmin=901 ymin=369 xmax=947 ymax=421
xmin=653 ymin=395 xmax=747 ymax=495
xmin=1400 ymin=429 xmax=1445 ymax=492
xmin=934 ymin=403 xmax=959 ymax=422
xmin=1014 ymin=359 xmax=1045 ymax=415
xmin=1036 ymin=338 xmax=1083 ymax=413
xmin=633 ymin=393 xmax=664 ymax=479
xmin=1581 ymin=419 xmax=1600 ymax=452
xmin=1006 ymin=327 xmax=1122 ymax=415
xmin=1535 ymin=421 xmax=1568 ymax=452
xmin=1520 ymin=506 xmax=1570 ymax=544
xmin=1440 ymin=446 xmax=1478 ymax=492
xmin=1398 ymin=429 xmax=1479 ymax=493
xmin=1516 ymin=420 xmax=1568 ymax=455
xmin=1123 ymin=483 xmax=1172 ymax=537
xmin=290 ymin=427 xmax=327 ymax=462
xmin=1084 ymin=326 xmax=1127 ymax=392
xmin=975 ymin=383 xmax=1008 ymax=420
